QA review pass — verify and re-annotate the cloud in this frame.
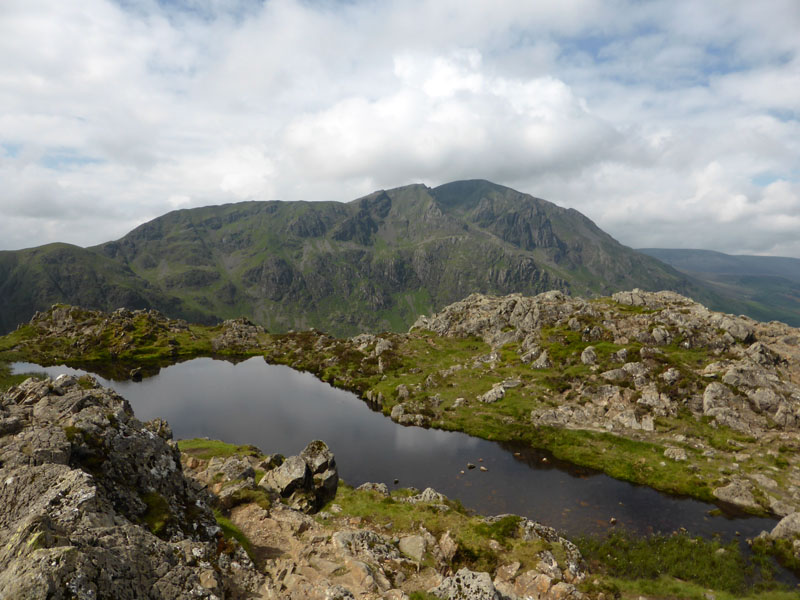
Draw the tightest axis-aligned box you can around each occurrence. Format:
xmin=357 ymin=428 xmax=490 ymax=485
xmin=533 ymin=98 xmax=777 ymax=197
xmin=0 ymin=0 xmax=798 ymax=258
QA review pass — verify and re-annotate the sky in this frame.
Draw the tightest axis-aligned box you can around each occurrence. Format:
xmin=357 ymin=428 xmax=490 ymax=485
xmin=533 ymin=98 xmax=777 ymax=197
xmin=1 ymin=0 xmax=799 ymax=257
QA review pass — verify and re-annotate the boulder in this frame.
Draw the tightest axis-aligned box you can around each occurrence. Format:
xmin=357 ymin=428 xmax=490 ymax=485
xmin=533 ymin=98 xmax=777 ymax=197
xmin=430 ymin=567 xmax=502 ymax=600
xmin=0 ymin=376 xmax=262 ymax=599
xmin=713 ymin=478 xmax=761 ymax=511
xmin=580 ymin=346 xmax=597 ymax=365
xmin=399 ymin=535 xmax=427 ymax=561
xmin=770 ymin=512 xmax=800 ymax=539
xmin=260 ymin=455 xmax=310 ymax=497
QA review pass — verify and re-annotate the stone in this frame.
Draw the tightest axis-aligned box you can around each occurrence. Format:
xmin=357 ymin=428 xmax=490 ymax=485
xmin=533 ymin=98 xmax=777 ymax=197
xmin=430 ymin=567 xmax=502 ymax=600
xmin=356 ymin=482 xmax=389 ymax=496
xmin=703 ymin=382 xmax=735 ymax=414
xmin=580 ymin=346 xmax=597 ymax=365
xmin=664 ymin=447 xmax=687 ymax=461
xmin=260 ymin=455 xmax=310 ymax=497
xmin=399 ymin=535 xmax=427 ymax=561
xmin=478 ymin=385 xmax=505 ymax=403
xmin=713 ymin=478 xmax=760 ymax=511
xmin=531 ymin=350 xmax=552 ymax=369
xmin=438 ymin=531 xmax=458 ymax=564
xmin=332 ymin=530 xmax=400 ymax=563
xmin=770 ymin=512 xmax=800 ymax=539
xmin=0 ymin=377 xmax=262 ymax=599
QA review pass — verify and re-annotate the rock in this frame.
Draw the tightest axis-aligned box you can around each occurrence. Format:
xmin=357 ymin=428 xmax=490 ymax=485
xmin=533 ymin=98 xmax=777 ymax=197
xmin=601 ymin=368 xmax=627 ymax=382
xmin=531 ymin=350 xmax=552 ymax=369
xmin=703 ymin=382 xmax=736 ymax=414
xmin=332 ymin=530 xmax=400 ymax=563
xmin=301 ymin=439 xmax=339 ymax=507
xmin=437 ymin=531 xmax=458 ymax=564
xmin=580 ymin=346 xmax=597 ymax=365
xmin=356 ymin=482 xmax=390 ymax=496
xmin=430 ymin=567 xmax=502 ymax=600
xmin=713 ymin=478 xmax=761 ymax=511
xmin=478 ymin=385 xmax=505 ymax=403
xmin=770 ymin=512 xmax=800 ymax=539
xmin=395 ymin=384 xmax=410 ymax=401
xmin=399 ymin=535 xmax=427 ymax=561
xmin=406 ymin=487 xmax=448 ymax=505
xmin=664 ymin=447 xmax=687 ymax=461
xmin=260 ymin=455 xmax=311 ymax=497
xmin=0 ymin=377 xmax=262 ymax=599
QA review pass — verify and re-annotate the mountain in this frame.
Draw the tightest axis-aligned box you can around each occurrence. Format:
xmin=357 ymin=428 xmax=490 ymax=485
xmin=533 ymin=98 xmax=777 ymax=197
xmin=1 ymin=180 xmax=703 ymax=336
xmin=639 ymin=248 xmax=800 ymax=327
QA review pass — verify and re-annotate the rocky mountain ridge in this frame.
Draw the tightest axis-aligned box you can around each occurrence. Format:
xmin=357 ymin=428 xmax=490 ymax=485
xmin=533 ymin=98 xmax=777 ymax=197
xmin=1 ymin=180 xmax=710 ymax=337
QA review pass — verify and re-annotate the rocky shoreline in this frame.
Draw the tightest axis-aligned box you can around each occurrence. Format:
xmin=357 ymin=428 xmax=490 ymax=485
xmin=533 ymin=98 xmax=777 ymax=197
xmin=1 ymin=374 xmax=603 ymax=599
xmin=3 ymin=290 xmax=800 ymax=540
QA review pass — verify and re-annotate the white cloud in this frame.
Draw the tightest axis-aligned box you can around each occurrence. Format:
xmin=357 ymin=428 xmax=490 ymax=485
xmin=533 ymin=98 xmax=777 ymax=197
xmin=0 ymin=0 xmax=798 ymax=258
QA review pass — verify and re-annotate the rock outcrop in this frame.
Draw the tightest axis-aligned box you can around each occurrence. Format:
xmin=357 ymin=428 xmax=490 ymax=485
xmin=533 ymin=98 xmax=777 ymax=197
xmin=0 ymin=375 xmax=263 ymax=599
xmin=411 ymin=289 xmax=800 ymax=515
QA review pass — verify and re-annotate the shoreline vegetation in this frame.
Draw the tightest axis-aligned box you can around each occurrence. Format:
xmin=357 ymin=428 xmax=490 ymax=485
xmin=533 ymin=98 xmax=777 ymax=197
xmin=3 ymin=291 xmax=800 ymax=597
xmin=181 ymin=436 xmax=799 ymax=599
xmin=3 ymin=293 xmax=799 ymax=521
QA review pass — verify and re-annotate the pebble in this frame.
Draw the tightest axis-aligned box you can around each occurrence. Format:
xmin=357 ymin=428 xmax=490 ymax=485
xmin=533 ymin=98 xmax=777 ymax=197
xmin=479 ymin=466 xmax=488 ymax=472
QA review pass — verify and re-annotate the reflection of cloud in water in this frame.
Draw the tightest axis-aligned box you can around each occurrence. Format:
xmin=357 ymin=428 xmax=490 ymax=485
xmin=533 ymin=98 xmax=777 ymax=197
xmin=13 ymin=357 xmax=778 ymax=543
xmin=391 ymin=425 xmax=479 ymax=455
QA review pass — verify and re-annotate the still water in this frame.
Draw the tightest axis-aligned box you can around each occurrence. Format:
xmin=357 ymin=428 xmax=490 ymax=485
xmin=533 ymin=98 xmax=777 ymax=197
xmin=13 ymin=357 xmax=778 ymax=541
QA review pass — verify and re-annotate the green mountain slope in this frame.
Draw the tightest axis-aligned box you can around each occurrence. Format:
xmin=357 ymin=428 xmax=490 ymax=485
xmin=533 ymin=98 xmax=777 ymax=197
xmin=0 ymin=243 xmax=211 ymax=334
xmin=1 ymin=180 xmax=707 ymax=336
xmin=639 ymin=248 xmax=800 ymax=327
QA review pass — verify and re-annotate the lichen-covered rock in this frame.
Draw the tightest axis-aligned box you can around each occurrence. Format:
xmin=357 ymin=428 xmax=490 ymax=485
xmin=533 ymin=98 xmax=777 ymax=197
xmin=0 ymin=375 xmax=263 ymax=599
xmin=430 ymin=567 xmax=502 ymax=600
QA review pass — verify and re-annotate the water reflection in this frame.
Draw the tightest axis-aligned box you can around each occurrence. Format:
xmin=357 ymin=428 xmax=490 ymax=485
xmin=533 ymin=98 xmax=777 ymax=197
xmin=12 ymin=357 xmax=779 ymax=541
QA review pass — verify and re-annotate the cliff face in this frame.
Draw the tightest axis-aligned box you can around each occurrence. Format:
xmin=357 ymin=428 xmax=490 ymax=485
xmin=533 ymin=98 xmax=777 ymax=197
xmin=0 ymin=180 xmax=704 ymax=337
xmin=0 ymin=375 xmax=263 ymax=599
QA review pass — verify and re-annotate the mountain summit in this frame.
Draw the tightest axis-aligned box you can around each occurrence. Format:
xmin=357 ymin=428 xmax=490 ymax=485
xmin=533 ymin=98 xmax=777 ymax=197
xmin=0 ymin=180 xmax=701 ymax=335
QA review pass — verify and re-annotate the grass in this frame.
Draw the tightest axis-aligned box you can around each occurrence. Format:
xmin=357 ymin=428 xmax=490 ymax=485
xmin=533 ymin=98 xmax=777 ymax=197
xmin=177 ymin=438 xmax=265 ymax=460
xmin=214 ymin=510 xmax=256 ymax=561
xmin=323 ymin=484 xmax=552 ymax=574
xmin=576 ymin=530 xmax=790 ymax=597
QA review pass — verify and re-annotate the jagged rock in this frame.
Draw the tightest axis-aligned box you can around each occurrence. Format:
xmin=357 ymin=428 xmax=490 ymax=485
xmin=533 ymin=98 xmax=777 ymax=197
xmin=531 ymin=350 xmax=552 ymax=369
xmin=260 ymin=455 xmax=311 ymax=497
xmin=0 ymin=376 xmax=262 ymax=599
xmin=332 ymin=530 xmax=401 ymax=563
xmin=478 ymin=384 xmax=505 ymax=403
xmin=211 ymin=317 xmax=265 ymax=352
xmin=430 ymin=567 xmax=502 ymax=600
xmin=406 ymin=487 xmax=448 ymax=505
xmin=703 ymin=382 xmax=736 ymax=414
xmin=259 ymin=441 xmax=339 ymax=512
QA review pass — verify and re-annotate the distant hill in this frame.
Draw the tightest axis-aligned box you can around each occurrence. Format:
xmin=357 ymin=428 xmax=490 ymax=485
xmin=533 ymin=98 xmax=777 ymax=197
xmin=0 ymin=180 xmax=710 ymax=336
xmin=639 ymin=248 xmax=800 ymax=326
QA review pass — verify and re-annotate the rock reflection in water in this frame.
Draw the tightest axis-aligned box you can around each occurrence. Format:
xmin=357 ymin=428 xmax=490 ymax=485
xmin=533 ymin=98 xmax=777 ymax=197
xmin=12 ymin=356 xmax=778 ymax=541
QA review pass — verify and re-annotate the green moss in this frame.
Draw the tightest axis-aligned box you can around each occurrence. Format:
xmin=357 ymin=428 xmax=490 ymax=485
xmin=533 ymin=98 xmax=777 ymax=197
xmin=214 ymin=510 xmax=256 ymax=561
xmin=141 ymin=492 xmax=172 ymax=536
